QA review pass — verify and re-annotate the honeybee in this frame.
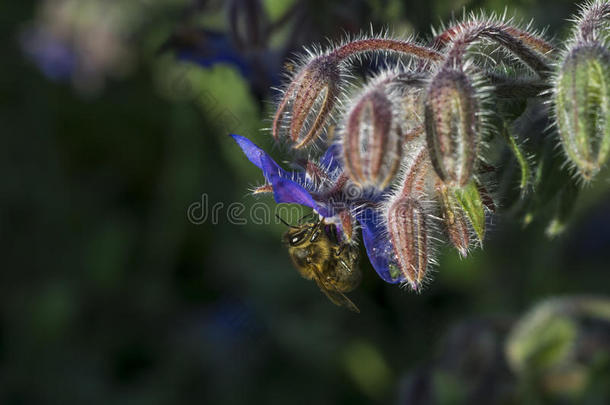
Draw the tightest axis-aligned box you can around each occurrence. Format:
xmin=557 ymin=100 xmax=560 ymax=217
xmin=279 ymin=215 xmax=362 ymax=312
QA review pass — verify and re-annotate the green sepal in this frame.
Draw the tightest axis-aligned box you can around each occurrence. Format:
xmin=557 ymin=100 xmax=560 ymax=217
xmin=502 ymin=124 xmax=531 ymax=195
xmin=454 ymin=181 xmax=486 ymax=244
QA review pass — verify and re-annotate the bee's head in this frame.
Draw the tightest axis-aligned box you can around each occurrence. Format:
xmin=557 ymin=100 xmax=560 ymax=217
xmin=277 ymin=214 xmax=321 ymax=247
xmin=287 ymin=224 xmax=320 ymax=245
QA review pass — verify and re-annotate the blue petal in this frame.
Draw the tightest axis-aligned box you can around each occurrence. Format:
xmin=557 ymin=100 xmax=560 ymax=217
xmin=231 ymin=134 xmax=330 ymax=216
xmin=356 ymin=207 xmax=405 ymax=284
xmin=261 ymin=155 xmax=329 ymax=214
xmin=230 ymin=134 xmax=273 ymax=170
xmin=230 ymin=133 xmax=295 ymax=180
xmin=21 ymin=28 xmax=76 ymax=81
xmin=175 ymin=31 xmax=252 ymax=79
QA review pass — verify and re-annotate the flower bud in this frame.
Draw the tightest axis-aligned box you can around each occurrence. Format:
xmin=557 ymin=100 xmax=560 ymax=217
xmin=554 ymin=44 xmax=610 ymax=181
xmin=395 ymin=79 xmax=426 ymax=143
xmin=424 ymin=69 xmax=480 ymax=187
xmin=384 ymin=145 xmax=433 ymax=291
xmin=386 ymin=197 xmax=429 ymax=291
xmin=342 ymin=88 xmax=402 ymax=188
xmin=438 ymin=185 xmax=470 ymax=257
xmin=273 ymin=56 xmax=342 ymax=149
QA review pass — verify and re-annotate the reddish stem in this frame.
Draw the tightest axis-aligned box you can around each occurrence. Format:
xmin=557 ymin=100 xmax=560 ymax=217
xmin=330 ymin=38 xmax=443 ymax=62
xmin=432 ymin=21 xmax=554 ymax=54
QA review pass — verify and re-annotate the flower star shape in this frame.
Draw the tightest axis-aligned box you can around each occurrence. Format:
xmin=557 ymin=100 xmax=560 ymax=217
xmin=230 ymin=134 xmax=406 ymax=284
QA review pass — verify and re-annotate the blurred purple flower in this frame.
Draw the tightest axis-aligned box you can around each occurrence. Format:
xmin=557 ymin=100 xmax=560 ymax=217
xmin=170 ymin=30 xmax=253 ymax=79
xmin=163 ymin=29 xmax=282 ymax=105
xmin=20 ymin=27 xmax=76 ymax=81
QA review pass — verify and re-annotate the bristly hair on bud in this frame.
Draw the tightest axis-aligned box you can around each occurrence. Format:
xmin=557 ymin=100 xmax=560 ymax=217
xmin=437 ymin=183 xmax=471 ymax=258
xmin=431 ymin=10 xmax=554 ymax=57
xmin=554 ymin=44 xmax=610 ymax=182
xmin=387 ymin=69 xmax=428 ymax=143
xmin=384 ymin=143 xmax=438 ymax=292
xmin=271 ymin=33 xmax=442 ymax=151
xmin=342 ymin=86 xmax=397 ymax=188
xmin=434 ymin=11 xmax=554 ymax=75
xmin=424 ymin=68 xmax=482 ymax=187
xmin=272 ymin=53 xmax=343 ymax=150
xmin=571 ymin=0 xmax=610 ymax=43
xmin=387 ymin=197 xmax=431 ymax=292
xmin=339 ymin=69 xmax=424 ymax=190
xmin=551 ymin=1 xmax=610 ymax=183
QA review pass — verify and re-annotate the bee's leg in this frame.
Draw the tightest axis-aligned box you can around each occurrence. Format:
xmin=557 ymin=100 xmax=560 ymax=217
xmin=335 ymin=243 xmax=346 ymax=257
xmin=327 ymin=223 xmax=341 ymax=244
xmin=309 ymin=220 xmax=323 ymax=242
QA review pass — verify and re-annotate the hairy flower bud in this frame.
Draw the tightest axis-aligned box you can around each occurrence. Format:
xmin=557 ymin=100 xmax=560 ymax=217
xmin=425 ymin=68 xmax=480 ymax=187
xmin=273 ymin=55 xmax=341 ymax=149
xmin=342 ymin=87 xmax=402 ymax=188
xmin=387 ymin=198 xmax=429 ymax=291
xmin=438 ymin=185 xmax=470 ymax=257
xmin=385 ymin=145 xmax=433 ymax=291
xmin=394 ymin=77 xmax=426 ymax=143
xmin=554 ymin=44 xmax=610 ymax=181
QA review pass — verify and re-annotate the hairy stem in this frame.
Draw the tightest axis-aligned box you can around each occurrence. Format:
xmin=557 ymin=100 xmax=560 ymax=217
xmin=330 ymin=38 xmax=443 ymax=62
xmin=432 ymin=21 xmax=554 ymax=54
xmin=443 ymin=24 xmax=553 ymax=78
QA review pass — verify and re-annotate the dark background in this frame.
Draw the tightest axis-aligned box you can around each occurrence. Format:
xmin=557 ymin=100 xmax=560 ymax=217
xmin=1 ymin=0 xmax=609 ymax=404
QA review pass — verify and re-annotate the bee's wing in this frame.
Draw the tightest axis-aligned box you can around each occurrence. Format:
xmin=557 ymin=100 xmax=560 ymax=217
xmin=310 ymin=267 xmax=360 ymax=313
xmin=317 ymin=283 xmax=360 ymax=313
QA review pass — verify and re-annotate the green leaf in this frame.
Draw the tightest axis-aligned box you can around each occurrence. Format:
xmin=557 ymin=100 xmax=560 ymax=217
xmin=521 ymin=135 xmax=573 ymax=227
xmin=502 ymin=124 xmax=531 ymax=195
xmin=454 ymin=182 xmax=486 ymax=245
xmin=545 ymin=180 xmax=579 ymax=238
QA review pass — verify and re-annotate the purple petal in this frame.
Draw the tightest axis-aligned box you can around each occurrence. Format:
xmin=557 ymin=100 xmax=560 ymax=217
xmin=260 ymin=155 xmax=325 ymax=212
xmin=231 ymin=134 xmax=330 ymax=216
xmin=230 ymin=133 xmax=297 ymax=186
xmin=20 ymin=28 xmax=76 ymax=81
xmin=230 ymin=134 xmax=271 ymax=170
xmin=356 ymin=207 xmax=405 ymax=284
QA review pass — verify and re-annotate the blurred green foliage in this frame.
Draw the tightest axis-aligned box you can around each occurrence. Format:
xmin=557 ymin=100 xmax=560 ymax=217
xmin=1 ymin=0 xmax=610 ymax=404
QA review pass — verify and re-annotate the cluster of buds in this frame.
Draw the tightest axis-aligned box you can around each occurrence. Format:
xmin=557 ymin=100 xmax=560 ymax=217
xmin=232 ymin=2 xmax=609 ymax=294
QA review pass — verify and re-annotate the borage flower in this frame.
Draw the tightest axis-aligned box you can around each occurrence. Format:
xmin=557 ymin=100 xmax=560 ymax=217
xmin=230 ymin=134 xmax=406 ymax=285
xmin=227 ymin=10 xmax=571 ymax=296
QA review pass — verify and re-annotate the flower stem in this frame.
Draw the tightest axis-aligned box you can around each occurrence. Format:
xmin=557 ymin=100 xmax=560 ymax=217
xmin=330 ymin=39 xmax=443 ymax=62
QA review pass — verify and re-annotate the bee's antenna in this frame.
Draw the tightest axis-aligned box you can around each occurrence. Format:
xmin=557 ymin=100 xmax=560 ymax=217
xmin=276 ymin=214 xmax=297 ymax=228
xmin=298 ymin=212 xmax=316 ymax=224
